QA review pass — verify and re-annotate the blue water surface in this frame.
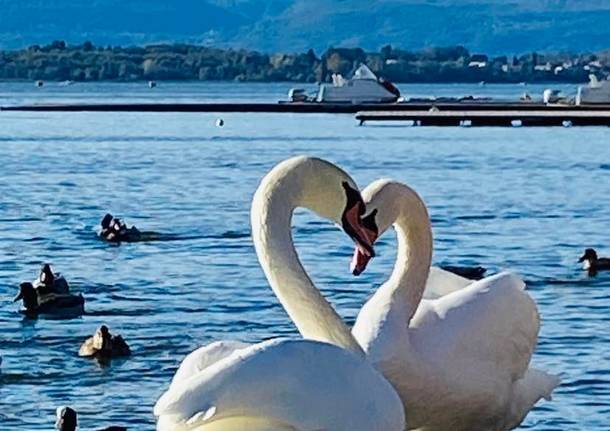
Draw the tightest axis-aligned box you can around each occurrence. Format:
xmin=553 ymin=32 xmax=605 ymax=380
xmin=0 ymin=82 xmax=608 ymax=429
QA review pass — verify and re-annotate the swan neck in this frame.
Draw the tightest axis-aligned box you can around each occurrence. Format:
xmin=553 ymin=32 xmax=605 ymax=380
xmin=252 ymin=178 xmax=364 ymax=356
xmin=386 ymin=190 xmax=433 ymax=323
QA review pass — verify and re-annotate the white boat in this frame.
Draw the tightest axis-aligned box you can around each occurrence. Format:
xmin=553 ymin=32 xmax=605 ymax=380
xmin=576 ymin=74 xmax=610 ymax=105
xmin=289 ymin=64 xmax=400 ymax=104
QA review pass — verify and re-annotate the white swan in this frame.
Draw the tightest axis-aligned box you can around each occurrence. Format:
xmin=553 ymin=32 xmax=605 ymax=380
xmin=154 ymin=157 xmax=405 ymax=431
xmin=351 ymin=179 xmax=560 ymax=431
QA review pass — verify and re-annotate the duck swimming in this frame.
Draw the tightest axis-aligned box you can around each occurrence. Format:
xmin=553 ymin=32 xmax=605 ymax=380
xmin=439 ymin=264 xmax=487 ymax=280
xmin=55 ymin=406 xmax=127 ymax=431
xmin=99 ymin=213 xmax=142 ymax=243
xmin=34 ymin=263 xmax=70 ymax=295
xmin=579 ymin=248 xmax=610 ymax=274
xmin=79 ymin=325 xmax=130 ymax=359
xmin=14 ymin=282 xmax=84 ymax=318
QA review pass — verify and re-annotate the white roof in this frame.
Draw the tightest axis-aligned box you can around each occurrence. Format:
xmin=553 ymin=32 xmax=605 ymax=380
xmin=353 ymin=64 xmax=378 ymax=80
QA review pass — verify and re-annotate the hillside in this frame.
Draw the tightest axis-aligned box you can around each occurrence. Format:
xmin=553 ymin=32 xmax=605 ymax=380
xmin=2 ymin=0 xmax=610 ymax=54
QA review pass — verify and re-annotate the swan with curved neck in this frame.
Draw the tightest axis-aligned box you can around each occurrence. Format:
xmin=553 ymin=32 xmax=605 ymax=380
xmin=351 ymin=179 xmax=559 ymax=431
xmin=251 ymin=156 xmax=372 ymax=355
xmin=154 ymin=157 xmax=404 ymax=431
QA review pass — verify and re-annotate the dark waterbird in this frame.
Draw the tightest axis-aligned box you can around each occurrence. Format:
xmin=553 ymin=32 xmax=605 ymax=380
xmin=439 ymin=265 xmax=487 ymax=280
xmin=79 ymin=325 xmax=131 ymax=359
xmin=35 ymin=263 xmax=70 ymax=295
xmin=98 ymin=213 xmax=183 ymax=243
xmin=56 ymin=406 xmax=127 ymax=431
xmin=99 ymin=213 xmax=142 ymax=243
xmin=579 ymin=248 xmax=610 ymax=275
xmin=14 ymin=282 xmax=84 ymax=318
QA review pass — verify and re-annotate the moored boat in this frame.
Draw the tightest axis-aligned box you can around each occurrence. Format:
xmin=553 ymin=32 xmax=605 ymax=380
xmin=288 ymin=64 xmax=400 ymax=104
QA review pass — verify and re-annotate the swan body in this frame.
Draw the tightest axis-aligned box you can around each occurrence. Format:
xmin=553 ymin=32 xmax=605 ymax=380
xmin=155 ymin=157 xmax=403 ymax=431
xmin=352 ymin=180 xmax=559 ymax=431
xmin=422 ymin=266 xmax=472 ymax=299
xmin=155 ymin=339 xmax=404 ymax=431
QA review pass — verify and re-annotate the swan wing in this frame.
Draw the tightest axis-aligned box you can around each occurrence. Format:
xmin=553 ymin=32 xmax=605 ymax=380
xmin=155 ymin=339 xmax=405 ymax=431
xmin=413 ymin=272 xmax=539 ymax=382
xmin=423 ymin=266 xmax=473 ymax=299
xmin=169 ymin=340 xmax=251 ymax=389
xmin=504 ymin=368 xmax=560 ymax=429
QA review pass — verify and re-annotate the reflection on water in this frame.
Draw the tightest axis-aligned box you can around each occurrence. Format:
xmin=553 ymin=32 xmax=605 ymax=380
xmin=0 ymin=83 xmax=609 ymax=430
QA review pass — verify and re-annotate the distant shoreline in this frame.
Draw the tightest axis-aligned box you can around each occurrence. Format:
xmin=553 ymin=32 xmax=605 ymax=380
xmin=0 ymin=41 xmax=604 ymax=84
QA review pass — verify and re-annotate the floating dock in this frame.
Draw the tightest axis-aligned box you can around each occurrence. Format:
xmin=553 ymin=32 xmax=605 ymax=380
xmin=356 ymin=109 xmax=610 ymax=127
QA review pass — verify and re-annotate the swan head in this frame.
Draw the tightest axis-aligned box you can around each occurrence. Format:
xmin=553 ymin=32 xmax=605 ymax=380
xmin=579 ymin=248 xmax=597 ymax=265
xmin=55 ymin=406 xmax=77 ymax=431
xmin=254 ymin=156 xmax=375 ymax=257
xmin=350 ymin=180 xmax=419 ymax=275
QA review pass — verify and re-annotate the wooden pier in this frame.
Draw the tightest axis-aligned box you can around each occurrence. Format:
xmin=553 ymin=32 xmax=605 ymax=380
xmin=3 ymin=101 xmax=610 ymax=114
xmin=356 ymin=109 xmax=610 ymax=127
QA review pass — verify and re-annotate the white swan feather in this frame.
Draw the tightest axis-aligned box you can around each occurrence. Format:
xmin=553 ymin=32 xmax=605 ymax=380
xmin=352 ymin=179 xmax=559 ymax=431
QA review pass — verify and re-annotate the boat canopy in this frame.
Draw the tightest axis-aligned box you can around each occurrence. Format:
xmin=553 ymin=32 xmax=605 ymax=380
xmin=352 ymin=64 xmax=378 ymax=80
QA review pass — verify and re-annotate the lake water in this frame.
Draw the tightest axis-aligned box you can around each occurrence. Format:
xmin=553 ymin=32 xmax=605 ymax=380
xmin=0 ymin=82 xmax=608 ymax=430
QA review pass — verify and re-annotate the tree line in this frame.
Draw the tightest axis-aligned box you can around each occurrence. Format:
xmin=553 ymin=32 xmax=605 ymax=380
xmin=0 ymin=41 xmax=608 ymax=83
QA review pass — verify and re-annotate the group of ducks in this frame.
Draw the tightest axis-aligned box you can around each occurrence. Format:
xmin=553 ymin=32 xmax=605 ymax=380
xmin=14 ymin=264 xmax=85 ymax=318
xmin=14 ymin=263 xmax=130 ymax=359
xmin=7 ymin=156 xmax=609 ymax=431
xmin=7 ymin=214 xmax=139 ymax=428
xmin=13 ymin=214 xmax=141 ymax=318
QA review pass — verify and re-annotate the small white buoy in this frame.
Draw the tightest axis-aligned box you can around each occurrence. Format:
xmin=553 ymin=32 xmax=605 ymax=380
xmin=562 ymin=120 xmax=573 ymax=128
xmin=216 ymin=118 xmax=224 ymax=127
xmin=148 ymin=81 xmax=157 ymax=88
xmin=511 ymin=119 xmax=523 ymax=127
xmin=35 ymin=80 xmax=44 ymax=87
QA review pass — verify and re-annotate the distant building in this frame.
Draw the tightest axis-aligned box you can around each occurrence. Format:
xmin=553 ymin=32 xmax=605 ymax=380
xmin=468 ymin=54 xmax=488 ymax=68
xmin=534 ymin=62 xmax=552 ymax=72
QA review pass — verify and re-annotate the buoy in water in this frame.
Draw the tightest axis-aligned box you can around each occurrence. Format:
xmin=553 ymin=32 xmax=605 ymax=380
xmin=216 ymin=118 xmax=224 ymax=127
xmin=35 ymin=80 xmax=44 ymax=87
xmin=148 ymin=81 xmax=157 ymax=88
